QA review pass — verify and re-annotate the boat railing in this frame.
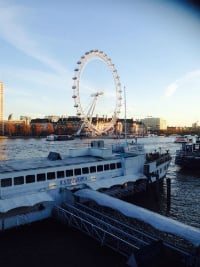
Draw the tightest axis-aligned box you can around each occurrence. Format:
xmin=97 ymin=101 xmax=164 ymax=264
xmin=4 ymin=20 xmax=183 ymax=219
xmin=156 ymin=154 xmax=172 ymax=166
xmin=146 ymin=151 xmax=170 ymax=162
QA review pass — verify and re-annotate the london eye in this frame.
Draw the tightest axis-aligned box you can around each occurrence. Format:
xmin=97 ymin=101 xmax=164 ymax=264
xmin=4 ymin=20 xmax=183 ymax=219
xmin=72 ymin=50 xmax=122 ymax=136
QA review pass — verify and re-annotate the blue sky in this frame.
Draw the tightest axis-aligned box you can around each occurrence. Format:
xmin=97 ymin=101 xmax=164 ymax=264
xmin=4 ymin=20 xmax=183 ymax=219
xmin=0 ymin=0 xmax=200 ymax=126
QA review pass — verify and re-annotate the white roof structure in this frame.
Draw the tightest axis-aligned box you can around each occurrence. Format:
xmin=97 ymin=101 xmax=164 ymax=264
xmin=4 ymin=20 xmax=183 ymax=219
xmin=0 ymin=192 xmax=53 ymax=213
xmin=85 ymin=174 xmax=146 ymax=190
xmin=75 ymin=189 xmax=200 ymax=247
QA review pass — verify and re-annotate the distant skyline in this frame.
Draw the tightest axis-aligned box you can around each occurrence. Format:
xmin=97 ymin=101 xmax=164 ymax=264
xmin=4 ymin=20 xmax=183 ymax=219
xmin=0 ymin=0 xmax=200 ymax=126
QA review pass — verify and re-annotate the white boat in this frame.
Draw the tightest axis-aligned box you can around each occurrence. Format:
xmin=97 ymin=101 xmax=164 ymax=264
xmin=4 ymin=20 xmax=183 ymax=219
xmin=0 ymin=139 xmax=171 ymax=230
xmin=46 ymin=134 xmax=57 ymax=141
xmin=174 ymin=135 xmax=194 ymax=143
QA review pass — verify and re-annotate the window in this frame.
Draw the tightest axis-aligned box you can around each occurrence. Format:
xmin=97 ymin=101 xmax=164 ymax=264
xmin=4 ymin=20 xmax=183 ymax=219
xmin=82 ymin=167 xmax=89 ymax=174
xmin=57 ymin=170 xmax=65 ymax=179
xmin=47 ymin=172 xmax=55 ymax=180
xmin=90 ymin=166 xmax=96 ymax=173
xmin=14 ymin=176 xmax=24 ymax=185
xmin=104 ymin=164 xmax=109 ymax=171
xmin=110 ymin=163 xmax=116 ymax=170
xmin=74 ymin=168 xmax=81 ymax=175
xmin=26 ymin=174 xmax=35 ymax=184
xmin=1 ymin=178 xmax=12 ymax=187
xmin=97 ymin=165 xmax=103 ymax=172
xmin=117 ymin=162 xmax=122 ymax=168
xmin=66 ymin=169 xmax=73 ymax=177
xmin=37 ymin=173 xmax=46 ymax=182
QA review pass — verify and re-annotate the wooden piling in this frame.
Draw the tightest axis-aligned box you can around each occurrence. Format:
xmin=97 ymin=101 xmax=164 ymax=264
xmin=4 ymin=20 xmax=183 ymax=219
xmin=166 ymin=178 xmax=171 ymax=210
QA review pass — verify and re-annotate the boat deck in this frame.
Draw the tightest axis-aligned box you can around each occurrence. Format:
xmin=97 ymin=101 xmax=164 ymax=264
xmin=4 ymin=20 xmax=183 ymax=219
xmin=0 ymin=143 xmax=142 ymax=174
xmin=0 ymin=154 xmax=118 ymax=174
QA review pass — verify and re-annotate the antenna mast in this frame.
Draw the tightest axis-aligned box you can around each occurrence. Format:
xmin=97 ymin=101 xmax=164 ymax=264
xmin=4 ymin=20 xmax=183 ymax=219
xmin=124 ymin=86 xmax=127 ymax=143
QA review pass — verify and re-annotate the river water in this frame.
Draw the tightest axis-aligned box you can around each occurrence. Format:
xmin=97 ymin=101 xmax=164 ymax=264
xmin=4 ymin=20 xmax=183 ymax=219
xmin=0 ymin=136 xmax=199 ymax=229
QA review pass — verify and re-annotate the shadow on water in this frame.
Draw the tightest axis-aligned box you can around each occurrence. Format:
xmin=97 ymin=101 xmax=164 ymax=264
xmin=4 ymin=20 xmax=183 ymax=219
xmin=176 ymin=168 xmax=200 ymax=178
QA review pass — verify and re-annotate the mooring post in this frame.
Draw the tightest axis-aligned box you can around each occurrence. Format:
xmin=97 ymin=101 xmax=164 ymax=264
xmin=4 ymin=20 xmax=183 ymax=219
xmin=155 ymin=175 xmax=160 ymax=201
xmin=166 ymin=177 xmax=171 ymax=210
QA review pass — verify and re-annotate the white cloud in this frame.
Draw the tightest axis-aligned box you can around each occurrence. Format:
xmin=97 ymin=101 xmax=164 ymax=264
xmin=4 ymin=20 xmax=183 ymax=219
xmin=164 ymin=70 xmax=200 ymax=98
xmin=164 ymin=80 xmax=179 ymax=97
xmin=0 ymin=5 xmax=68 ymax=75
xmin=3 ymin=67 xmax=69 ymax=92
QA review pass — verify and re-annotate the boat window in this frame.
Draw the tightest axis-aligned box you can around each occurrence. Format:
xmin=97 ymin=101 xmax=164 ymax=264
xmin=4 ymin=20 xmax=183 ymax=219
xmin=37 ymin=173 xmax=46 ymax=182
xmin=47 ymin=172 xmax=56 ymax=180
xmin=90 ymin=166 xmax=96 ymax=173
xmin=97 ymin=165 xmax=103 ymax=172
xmin=57 ymin=170 xmax=65 ymax=179
xmin=14 ymin=176 xmax=24 ymax=185
xmin=26 ymin=174 xmax=35 ymax=184
xmin=66 ymin=169 xmax=73 ymax=177
xmin=82 ymin=167 xmax=89 ymax=174
xmin=1 ymin=178 xmax=12 ymax=187
xmin=104 ymin=164 xmax=110 ymax=171
xmin=116 ymin=162 xmax=122 ymax=168
xmin=74 ymin=168 xmax=81 ymax=175
xmin=110 ymin=163 xmax=116 ymax=170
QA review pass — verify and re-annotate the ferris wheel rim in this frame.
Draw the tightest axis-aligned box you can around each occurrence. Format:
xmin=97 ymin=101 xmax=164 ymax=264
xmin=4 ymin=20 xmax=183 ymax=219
xmin=72 ymin=50 xmax=122 ymax=135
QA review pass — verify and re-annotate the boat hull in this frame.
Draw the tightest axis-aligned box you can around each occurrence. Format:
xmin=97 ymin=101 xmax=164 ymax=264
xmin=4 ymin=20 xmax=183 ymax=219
xmin=175 ymin=156 xmax=200 ymax=169
xmin=175 ymin=136 xmax=200 ymax=170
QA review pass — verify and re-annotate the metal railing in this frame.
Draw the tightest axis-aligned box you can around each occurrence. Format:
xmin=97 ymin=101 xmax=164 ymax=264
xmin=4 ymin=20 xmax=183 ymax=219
xmin=52 ymin=202 xmax=200 ymax=267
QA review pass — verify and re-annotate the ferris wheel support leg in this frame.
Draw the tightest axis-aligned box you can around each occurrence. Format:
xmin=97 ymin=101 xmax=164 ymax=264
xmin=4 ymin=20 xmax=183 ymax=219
xmin=76 ymin=122 xmax=85 ymax=136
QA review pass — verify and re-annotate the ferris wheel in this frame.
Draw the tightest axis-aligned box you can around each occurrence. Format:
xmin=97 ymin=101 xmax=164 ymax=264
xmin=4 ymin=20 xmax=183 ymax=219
xmin=72 ymin=50 xmax=123 ymax=136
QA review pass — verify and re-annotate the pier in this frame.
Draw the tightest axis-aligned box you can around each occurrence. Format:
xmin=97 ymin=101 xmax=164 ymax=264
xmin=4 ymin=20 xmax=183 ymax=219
xmin=52 ymin=190 xmax=200 ymax=267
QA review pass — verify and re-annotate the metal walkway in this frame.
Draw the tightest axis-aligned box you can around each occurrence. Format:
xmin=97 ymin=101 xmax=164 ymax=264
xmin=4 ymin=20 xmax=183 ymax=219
xmin=52 ymin=202 xmax=200 ymax=267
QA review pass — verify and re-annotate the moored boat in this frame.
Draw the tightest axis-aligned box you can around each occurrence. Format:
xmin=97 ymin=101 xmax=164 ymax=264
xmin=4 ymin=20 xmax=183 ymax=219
xmin=175 ymin=135 xmax=200 ymax=169
xmin=46 ymin=134 xmax=74 ymax=141
xmin=0 ymin=139 xmax=171 ymax=230
xmin=174 ymin=135 xmax=194 ymax=143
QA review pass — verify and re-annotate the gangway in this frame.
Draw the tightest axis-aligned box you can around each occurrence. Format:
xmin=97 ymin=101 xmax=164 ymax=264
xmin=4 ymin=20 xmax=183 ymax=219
xmin=52 ymin=202 xmax=198 ymax=266
xmin=52 ymin=203 xmax=150 ymax=257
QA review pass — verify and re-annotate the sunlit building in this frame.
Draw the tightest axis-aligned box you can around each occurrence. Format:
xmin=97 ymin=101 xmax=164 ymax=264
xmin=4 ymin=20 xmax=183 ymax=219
xmin=0 ymin=82 xmax=4 ymax=121
xmin=0 ymin=82 xmax=4 ymax=135
xmin=142 ymin=117 xmax=167 ymax=132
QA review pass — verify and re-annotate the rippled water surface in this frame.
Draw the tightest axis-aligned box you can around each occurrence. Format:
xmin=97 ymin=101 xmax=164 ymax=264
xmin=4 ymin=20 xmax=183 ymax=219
xmin=0 ymin=136 xmax=199 ymax=228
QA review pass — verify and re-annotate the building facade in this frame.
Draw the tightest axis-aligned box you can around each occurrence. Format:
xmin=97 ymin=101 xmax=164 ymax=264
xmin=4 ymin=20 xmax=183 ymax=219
xmin=0 ymin=82 xmax=4 ymax=135
xmin=142 ymin=117 xmax=167 ymax=132
xmin=0 ymin=82 xmax=4 ymax=121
